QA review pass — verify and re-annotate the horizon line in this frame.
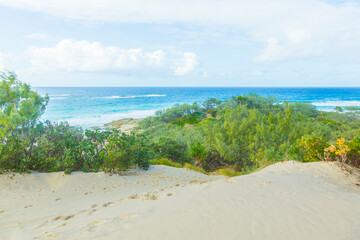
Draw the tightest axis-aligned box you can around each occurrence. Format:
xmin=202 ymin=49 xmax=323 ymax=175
xmin=32 ymin=86 xmax=360 ymax=88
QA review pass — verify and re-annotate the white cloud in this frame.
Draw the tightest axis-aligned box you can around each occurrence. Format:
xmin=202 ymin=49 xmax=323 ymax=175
xmin=25 ymin=33 xmax=51 ymax=41
xmin=1 ymin=0 xmax=360 ymax=61
xmin=254 ymin=35 xmax=325 ymax=62
xmin=174 ymin=52 xmax=198 ymax=76
xmin=27 ymin=39 xmax=197 ymax=75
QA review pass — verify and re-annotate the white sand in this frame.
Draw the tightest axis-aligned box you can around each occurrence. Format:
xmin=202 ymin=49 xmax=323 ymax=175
xmin=0 ymin=161 xmax=359 ymax=240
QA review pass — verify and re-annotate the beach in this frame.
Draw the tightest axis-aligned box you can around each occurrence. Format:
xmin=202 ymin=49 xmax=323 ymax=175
xmin=1 ymin=161 xmax=359 ymax=240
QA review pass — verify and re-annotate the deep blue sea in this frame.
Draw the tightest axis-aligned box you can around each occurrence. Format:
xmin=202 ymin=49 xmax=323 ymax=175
xmin=34 ymin=87 xmax=360 ymax=128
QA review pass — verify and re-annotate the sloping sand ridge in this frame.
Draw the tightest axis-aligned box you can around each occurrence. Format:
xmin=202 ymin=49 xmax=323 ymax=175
xmin=0 ymin=161 xmax=359 ymax=240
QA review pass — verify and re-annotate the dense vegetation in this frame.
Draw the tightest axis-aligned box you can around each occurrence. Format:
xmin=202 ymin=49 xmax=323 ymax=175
xmin=0 ymin=72 xmax=151 ymax=173
xmin=139 ymin=94 xmax=360 ymax=172
xmin=1 ymin=71 xmax=359 ymax=174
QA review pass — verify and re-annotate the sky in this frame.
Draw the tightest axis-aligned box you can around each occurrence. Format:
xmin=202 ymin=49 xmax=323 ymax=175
xmin=0 ymin=0 xmax=360 ymax=87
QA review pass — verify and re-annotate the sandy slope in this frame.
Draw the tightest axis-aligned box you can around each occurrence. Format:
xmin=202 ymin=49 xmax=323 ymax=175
xmin=0 ymin=161 xmax=359 ymax=240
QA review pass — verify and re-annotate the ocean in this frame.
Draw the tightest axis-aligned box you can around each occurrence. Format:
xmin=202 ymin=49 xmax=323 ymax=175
xmin=34 ymin=87 xmax=360 ymax=128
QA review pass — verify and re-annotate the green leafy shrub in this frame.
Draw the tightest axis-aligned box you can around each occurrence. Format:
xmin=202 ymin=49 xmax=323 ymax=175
xmin=101 ymin=131 xmax=150 ymax=172
xmin=202 ymin=98 xmax=222 ymax=112
xmin=297 ymin=134 xmax=328 ymax=162
xmin=169 ymin=112 xmax=204 ymax=126
xmin=216 ymin=167 xmax=242 ymax=177
xmin=347 ymin=136 xmax=360 ymax=167
xmin=0 ymin=120 xmax=108 ymax=173
xmin=184 ymin=163 xmax=208 ymax=175
xmin=150 ymin=158 xmax=183 ymax=168
xmin=345 ymin=106 xmax=360 ymax=111
xmin=151 ymin=137 xmax=190 ymax=163
xmin=188 ymin=141 xmax=208 ymax=166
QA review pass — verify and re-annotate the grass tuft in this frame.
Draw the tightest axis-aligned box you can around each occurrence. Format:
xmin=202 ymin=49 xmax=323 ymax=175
xmin=150 ymin=158 xmax=183 ymax=168
xmin=216 ymin=167 xmax=242 ymax=177
xmin=184 ymin=163 xmax=208 ymax=175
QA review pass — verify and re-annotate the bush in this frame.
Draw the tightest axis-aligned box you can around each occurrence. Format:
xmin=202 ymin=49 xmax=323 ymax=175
xmin=151 ymin=137 xmax=190 ymax=163
xmin=184 ymin=163 xmax=208 ymax=175
xmin=188 ymin=141 xmax=208 ymax=165
xmin=150 ymin=158 xmax=183 ymax=168
xmin=0 ymin=120 xmax=147 ymax=173
xmin=347 ymin=136 xmax=360 ymax=167
xmin=297 ymin=134 xmax=328 ymax=162
xmin=169 ymin=112 xmax=204 ymax=126
xmin=101 ymin=131 xmax=150 ymax=172
xmin=155 ymin=103 xmax=204 ymax=124
xmin=216 ymin=167 xmax=242 ymax=177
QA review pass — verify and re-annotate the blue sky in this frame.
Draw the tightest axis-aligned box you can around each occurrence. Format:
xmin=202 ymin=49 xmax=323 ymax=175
xmin=0 ymin=0 xmax=360 ymax=87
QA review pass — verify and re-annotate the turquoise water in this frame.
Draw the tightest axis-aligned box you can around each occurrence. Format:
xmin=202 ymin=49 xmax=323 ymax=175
xmin=35 ymin=87 xmax=360 ymax=128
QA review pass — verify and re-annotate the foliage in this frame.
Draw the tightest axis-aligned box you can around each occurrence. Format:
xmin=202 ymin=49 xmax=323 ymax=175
xmin=0 ymin=121 xmax=111 ymax=173
xmin=0 ymin=123 xmax=151 ymax=173
xmin=0 ymin=71 xmax=48 ymax=137
xmin=203 ymin=98 xmax=222 ymax=112
xmin=345 ymin=106 xmax=360 ymax=111
xmin=347 ymin=136 xmax=360 ymax=167
xmin=296 ymin=134 xmax=329 ymax=162
xmin=188 ymin=141 xmax=208 ymax=165
xmin=334 ymin=106 xmax=343 ymax=112
xmin=322 ymin=137 xmax=360 ymax=167
xmin=140 ymin=93 xmax=360 ymax=171
xmin=184 ymin=163 xmax=208 ymax=175
xmin=101 ymin=131 xmax=150 ymax=172
xmin=169 ymin=111 xmax=204 ymax=126
xmin=155 ymin=103 xmax=204 ymax=123
xmin=2 ymin=74 xmax=360 ymax=175
xmin=324 ymin=138 xmax=350 ymax=163
xmin=150 ymin=137 xmax=190 ymax=163
xmin=149 ymin=158 xmax=183 ymax=168
xmin=216 ymin=167 xmax=242 ymax=177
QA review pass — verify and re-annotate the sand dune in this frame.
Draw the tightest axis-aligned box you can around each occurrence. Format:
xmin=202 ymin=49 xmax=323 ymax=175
xmin=0 ymin=161 xmax=359 ymax=240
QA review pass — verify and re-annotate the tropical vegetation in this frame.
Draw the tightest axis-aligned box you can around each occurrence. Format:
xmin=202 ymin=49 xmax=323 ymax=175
xmin=1 ymin=71 xmax=359 ymax=175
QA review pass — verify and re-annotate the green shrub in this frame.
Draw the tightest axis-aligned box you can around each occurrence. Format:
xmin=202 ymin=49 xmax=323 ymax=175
xmin=155 ymin=103 xmax=204 ymax=123
xmin=169 ymin=112 xmax=204 ymax=126
xmin=184 ymin=163 xmax=208 ymax=174
xmin=297 ymin=134 xmax=328 ymax=162
xmin=150 ymin=158 xmax=183 ymax=168
xmin=101 ymin=131 xmax=150 ymax=172
xmin=341 ymin=136 xmax=360 ymax=167
xmin=151 ymin=137 xmax=190 ymax=163
xmin=188 ymin=141 xmax=209 ymax=166
xmin=216 ymin=167 xmax=242 ymax=177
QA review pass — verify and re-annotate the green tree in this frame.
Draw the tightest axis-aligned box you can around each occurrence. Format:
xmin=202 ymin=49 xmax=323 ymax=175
xmin=334 ymin=106 xmax=343 ymax=112
xmin=0 ymin=71 xmax=48 ymax=137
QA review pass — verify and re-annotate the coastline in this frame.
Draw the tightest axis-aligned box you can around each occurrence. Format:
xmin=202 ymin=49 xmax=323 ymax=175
xmin=35 ymin=87 xmax=360 ymax=129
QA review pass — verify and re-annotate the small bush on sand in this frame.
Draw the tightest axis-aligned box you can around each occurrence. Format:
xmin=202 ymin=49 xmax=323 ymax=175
xmin=216 ymin=167 xmax=242 ymax=177
xmin=101 ymin=131 xmax=150 ymax=172
xmin=184 ymin=163 xmax=208 ymax=175
xmin=151 ymin=138 xmax=190 ymax=163
xmin=150 ymin=158 xmax=183 ymax=168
